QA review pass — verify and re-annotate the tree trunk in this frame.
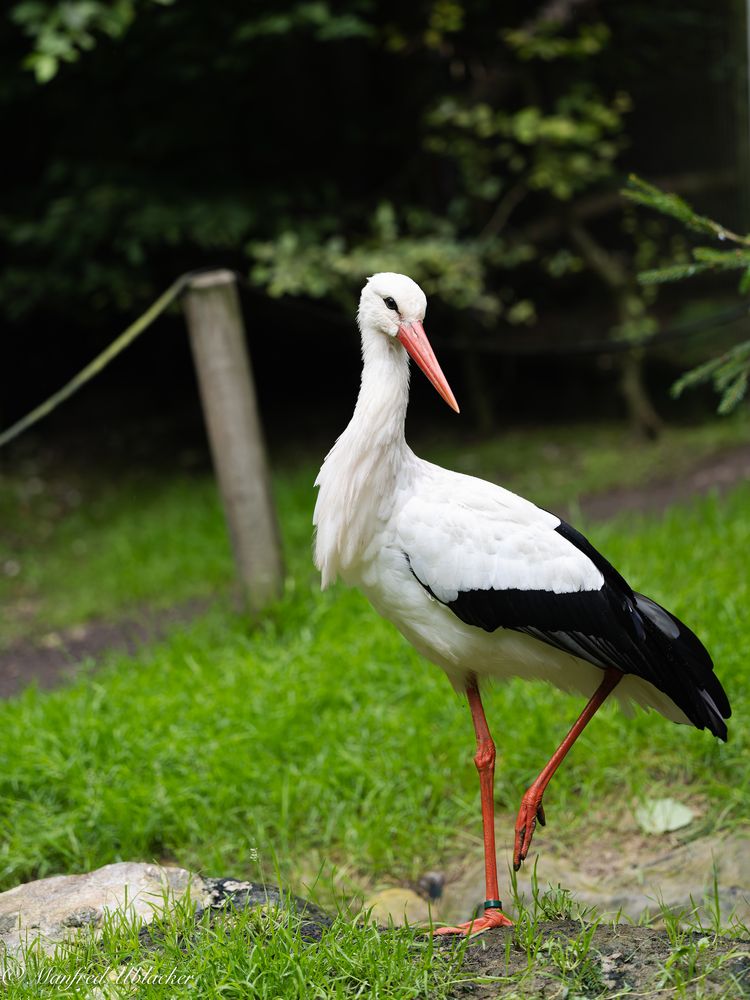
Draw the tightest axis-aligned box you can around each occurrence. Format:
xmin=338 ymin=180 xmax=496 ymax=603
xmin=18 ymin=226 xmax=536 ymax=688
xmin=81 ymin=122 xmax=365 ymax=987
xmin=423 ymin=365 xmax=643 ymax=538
xmin=183 ymin=270 xmax=284 ymax=615
xmin=461 ymin=348 xmax=495 ymax=435
xmin=619 ymin=350 xmax=664 ymax=440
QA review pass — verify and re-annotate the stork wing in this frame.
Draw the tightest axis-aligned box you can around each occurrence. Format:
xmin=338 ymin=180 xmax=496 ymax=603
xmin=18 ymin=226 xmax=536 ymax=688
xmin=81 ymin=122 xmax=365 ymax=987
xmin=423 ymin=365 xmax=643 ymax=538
xmin=398 ymin=471 xmax=608 ymax=607
xmin=397 ymin=475 xmax=644 ymax=667
xmin=396 ymin=469 xmax=729 ymax=739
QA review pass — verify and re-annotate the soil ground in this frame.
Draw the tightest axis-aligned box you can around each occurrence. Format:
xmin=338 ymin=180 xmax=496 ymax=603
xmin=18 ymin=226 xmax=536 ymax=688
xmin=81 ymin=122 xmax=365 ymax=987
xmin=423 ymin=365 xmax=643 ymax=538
xmin=573 ymin=442 xmax=750 ymax=521
xmin=0 ymin=597 xmax=209 ymax=698
xmin=446 ymin=920 xmax=750 ymax=997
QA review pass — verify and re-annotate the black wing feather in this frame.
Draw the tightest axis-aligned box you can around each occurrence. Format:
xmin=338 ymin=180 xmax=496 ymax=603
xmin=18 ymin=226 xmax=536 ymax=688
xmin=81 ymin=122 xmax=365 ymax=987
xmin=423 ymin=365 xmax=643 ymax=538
xmin=409 ymin=518 xmax=731 ymax=741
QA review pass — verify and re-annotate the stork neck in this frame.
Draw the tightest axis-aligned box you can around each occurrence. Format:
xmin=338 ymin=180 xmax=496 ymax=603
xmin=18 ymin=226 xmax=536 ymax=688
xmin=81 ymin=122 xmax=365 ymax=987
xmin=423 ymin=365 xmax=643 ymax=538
xmin=350 ymin=329 xmax=410 ymax=448
xmin=314 ymin=329 xmax=414 ymax=586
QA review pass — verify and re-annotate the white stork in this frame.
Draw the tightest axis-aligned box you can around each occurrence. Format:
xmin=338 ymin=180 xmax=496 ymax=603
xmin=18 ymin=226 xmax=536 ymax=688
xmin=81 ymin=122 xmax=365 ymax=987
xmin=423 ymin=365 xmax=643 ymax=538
xmin=313 ymin=272 xmax=730 ymax=936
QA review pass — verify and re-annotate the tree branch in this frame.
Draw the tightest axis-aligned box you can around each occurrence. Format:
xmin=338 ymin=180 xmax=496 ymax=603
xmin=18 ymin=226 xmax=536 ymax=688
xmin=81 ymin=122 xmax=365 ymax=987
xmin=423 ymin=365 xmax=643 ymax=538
xmin=517 ymin=168 xmax=736 ymax=246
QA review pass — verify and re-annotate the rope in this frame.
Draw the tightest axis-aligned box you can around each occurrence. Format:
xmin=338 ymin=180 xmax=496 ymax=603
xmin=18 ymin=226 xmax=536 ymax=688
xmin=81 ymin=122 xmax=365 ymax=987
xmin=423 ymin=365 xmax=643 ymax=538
xmin=437 ymin=305 xmax=750 ymax=357
xmin=0 ymin=273 xmax=194 ymax=450
xmin=1 ymin=268 xmax=747 ymax=450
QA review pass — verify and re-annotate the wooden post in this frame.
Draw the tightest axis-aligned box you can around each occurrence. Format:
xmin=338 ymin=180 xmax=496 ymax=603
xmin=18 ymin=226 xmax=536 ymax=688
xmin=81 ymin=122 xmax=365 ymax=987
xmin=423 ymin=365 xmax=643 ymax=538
xmin=183 ymin=270 xmax=284 ymax=613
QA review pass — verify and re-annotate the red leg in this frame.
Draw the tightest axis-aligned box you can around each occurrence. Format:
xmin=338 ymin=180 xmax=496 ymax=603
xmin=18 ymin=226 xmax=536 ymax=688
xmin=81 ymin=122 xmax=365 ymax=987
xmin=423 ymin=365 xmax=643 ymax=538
xmin=435 ymin=676 xmax=513 ymax=937
xmin=513 ymin=667 xmax=623 ymax=871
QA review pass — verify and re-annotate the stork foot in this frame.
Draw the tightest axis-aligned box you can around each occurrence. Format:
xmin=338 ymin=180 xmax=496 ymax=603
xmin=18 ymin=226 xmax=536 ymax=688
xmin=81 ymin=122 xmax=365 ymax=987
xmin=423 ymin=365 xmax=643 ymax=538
xmin=433 ymin=906 xmax=513 ymax=937
xmin=513 ymin=788 xmax=546 ymax=871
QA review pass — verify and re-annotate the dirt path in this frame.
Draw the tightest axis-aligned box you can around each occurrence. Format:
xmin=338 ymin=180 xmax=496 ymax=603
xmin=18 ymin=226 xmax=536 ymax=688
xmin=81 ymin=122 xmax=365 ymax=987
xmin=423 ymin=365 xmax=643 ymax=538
xmin=575 ymin=441 xmax=750 ymax=521
xmin=2 ymin=442 xmax=749 ymax=700
xmin=0 ymin=597 xmax=210 ymax=699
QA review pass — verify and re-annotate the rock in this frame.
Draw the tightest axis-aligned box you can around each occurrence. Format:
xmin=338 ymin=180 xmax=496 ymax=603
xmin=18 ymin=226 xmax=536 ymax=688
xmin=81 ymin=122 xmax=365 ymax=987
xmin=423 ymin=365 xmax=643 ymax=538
xmin=0 ymin=863 xmax=330 ymax=969
xmin=0 ymin=862 xmax=195 ymax=966
xmin=1 ymin=860 xmax=748 ymax=995
xmin=364 ymin=887 xmax=432 ymax=926
xmin=417 ymin=870 xmax=446 ymax=900
xmin=197 ymin=877 xmax=331 ymax=942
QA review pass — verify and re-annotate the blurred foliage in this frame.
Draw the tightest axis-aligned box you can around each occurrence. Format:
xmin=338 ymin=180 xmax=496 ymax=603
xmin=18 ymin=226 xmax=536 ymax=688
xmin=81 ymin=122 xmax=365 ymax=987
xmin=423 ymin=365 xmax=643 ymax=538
xmin=0 ymin=1 xmax=628 ymax=325
xmin=625 ymin=176 xmax=750 ymax=414
xmin=0 ymin=0 xmax=741 ymax=364
xmin=10 ymin=0 xmax=175 ymax=82
xmin=251 ymin=15 xmax=632 ymax=321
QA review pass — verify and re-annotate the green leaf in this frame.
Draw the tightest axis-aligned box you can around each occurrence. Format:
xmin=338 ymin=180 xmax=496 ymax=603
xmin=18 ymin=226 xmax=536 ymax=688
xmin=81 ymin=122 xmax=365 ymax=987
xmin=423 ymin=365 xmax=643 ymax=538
xmin=624 ymin=175 xmax=750 ymax=247
xmin=634 ymin=798 xmax=694 ymax=835
xmin=671 ymin=356 xmax=722 ymax=398
xmin=672 ymin=341 xmax=750 ymax=413
xmin=638 ymin=262 xmax=713 ymax=285
xmin=28 ymin=51 xmax=58 ymax=83
xmin=692 ymin=247 xmax=750 ymax=269
xmin=718 ymin=372 xmax=748 ymax=414
xmin=624 ymin=176 xmax=714 ymax=235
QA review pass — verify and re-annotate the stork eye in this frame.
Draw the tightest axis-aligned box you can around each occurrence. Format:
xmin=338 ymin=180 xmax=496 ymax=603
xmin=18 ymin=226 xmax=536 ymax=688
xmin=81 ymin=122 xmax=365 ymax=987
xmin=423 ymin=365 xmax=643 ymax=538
xmin=383 ymin=296 xmax=398 ymax=312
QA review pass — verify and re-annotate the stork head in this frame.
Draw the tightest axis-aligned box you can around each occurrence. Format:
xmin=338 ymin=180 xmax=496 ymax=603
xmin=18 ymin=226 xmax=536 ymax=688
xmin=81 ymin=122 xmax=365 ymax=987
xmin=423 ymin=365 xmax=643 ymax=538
xmin=358 ymin=272 xmax=459 ymax=413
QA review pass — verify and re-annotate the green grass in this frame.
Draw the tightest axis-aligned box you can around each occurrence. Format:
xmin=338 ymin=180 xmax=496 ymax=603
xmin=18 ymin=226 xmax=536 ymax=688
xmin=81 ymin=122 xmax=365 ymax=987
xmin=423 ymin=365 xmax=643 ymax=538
xmin=1 ymin=483 xmax=747 ymax=896
xmin=0 ymin=473 xmax=232 ymax=649
xmin=1 ymin=418 xmax=749 ymax=994
xmin=1 ymin=414 xmax=747 ymax=647
xmin=3 ymin=874 xmax=748 ymax=998
xmin=2 ymin=900 xmax=465 ymax=999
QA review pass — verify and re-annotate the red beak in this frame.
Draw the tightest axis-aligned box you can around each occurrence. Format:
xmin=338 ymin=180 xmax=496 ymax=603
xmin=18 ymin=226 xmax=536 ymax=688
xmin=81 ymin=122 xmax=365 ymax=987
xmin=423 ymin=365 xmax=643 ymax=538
xmin=397 ymin=321 xmax=460 ymax=413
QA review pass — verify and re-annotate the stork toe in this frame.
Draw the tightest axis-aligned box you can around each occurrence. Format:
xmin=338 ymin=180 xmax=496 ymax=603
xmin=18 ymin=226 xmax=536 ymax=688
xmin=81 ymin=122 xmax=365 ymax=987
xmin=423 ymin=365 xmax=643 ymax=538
xmin=434 ymin=907 xmax=513 ymax=937
xmin=513 ymin=790 xmax=546 ymax=870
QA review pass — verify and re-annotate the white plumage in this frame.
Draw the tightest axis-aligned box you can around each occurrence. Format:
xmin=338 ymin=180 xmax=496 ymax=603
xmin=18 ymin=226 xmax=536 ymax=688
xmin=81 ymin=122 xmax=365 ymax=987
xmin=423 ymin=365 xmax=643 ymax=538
xmin=397 ymin=474 xmax=603 ymax=601
xmin=315 ymin=273 xmax=690 ymax=720
xmin=314 ymin=272 xmax=729 ymax=935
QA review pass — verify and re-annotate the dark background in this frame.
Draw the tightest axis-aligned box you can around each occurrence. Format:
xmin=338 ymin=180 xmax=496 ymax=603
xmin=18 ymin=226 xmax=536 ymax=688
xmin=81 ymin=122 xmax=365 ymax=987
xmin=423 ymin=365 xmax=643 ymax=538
xmin=1 ymin=0 xmax=748 ymax=463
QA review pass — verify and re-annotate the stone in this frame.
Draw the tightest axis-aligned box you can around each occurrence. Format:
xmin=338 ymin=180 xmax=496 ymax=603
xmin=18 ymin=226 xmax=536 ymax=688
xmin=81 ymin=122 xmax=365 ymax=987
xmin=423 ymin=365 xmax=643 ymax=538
xmin=0 ymin=864 xmax=331 ymax=969
xmin=417 ymin=870 xmax=445 ymax=901
xmin=364 ymin=887 xmax=432 ymax=926
xmin=0 ymin=863 xmax=199 ymax=967
xmin=1 ymin=860 xmax=747 ymax=995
